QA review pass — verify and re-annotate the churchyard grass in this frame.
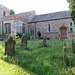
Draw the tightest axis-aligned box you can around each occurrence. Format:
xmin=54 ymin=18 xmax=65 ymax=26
xmin=0 ymin=39 xmax=75 ymax=75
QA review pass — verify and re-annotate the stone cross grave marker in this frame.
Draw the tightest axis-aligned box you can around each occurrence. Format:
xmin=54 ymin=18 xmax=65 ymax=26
xmin=5 ymin=36 xmax=15 ymax=55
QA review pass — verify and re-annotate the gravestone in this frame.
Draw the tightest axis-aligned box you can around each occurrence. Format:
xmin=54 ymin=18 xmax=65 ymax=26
xmin=21 ymin=35 xmax=28 ymax=49
xmin=30 ymin=36 xmax=32 ymax=40
xmin=58 ymin=34 xmax=60 ymax=40
xmin=34 ymin=36 xmax=35 ymax=40
xmin=72 ymin=38 xmax=75 ymax=53
xmin=30 ymin=36 xmax=36 ymax=40
xmin=43 ymin=36 xmax=47 ymax=47
xmin=5 ymin=36 xmax=15 ymax=55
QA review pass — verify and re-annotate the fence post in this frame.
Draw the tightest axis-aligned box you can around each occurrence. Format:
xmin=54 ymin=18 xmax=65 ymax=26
xmin=63 ymin=42 xmax=66 ymax=69
xmin=72 ymin=38 xmax=75 ymax=53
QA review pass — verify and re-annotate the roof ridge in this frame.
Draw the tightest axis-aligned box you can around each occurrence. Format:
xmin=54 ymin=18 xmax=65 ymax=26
xmin=36 ymin=10 xmax=70 ymax=16
xmin=29 ymin=10 xmax=71 ymax=23
xmin=14 ymin=10 xmax=35 ymax=15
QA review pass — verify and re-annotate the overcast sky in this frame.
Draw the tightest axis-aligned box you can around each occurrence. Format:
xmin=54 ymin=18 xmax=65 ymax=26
xmin=0 ymin=0 xmax=69 ymax=15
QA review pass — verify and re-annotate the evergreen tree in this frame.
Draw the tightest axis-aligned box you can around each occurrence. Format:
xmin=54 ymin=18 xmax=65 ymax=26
xmin=10 ymin=9 xmax=15 ymax=15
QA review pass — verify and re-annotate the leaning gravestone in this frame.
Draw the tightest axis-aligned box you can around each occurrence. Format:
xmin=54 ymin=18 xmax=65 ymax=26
xmin=43 ymin=36 xmax=47 ymax=47
xmin=5 ymin=36 xmax=15 ymax=55
xmin=21 ymin=35 xmax=27 ymax=49
xmin=72 ymin=38 xmax=75 ymax=53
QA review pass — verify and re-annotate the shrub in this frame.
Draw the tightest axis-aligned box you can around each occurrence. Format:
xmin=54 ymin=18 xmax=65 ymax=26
xmin=26 ymin=33 xmax=31 ymax=40
xmin=16 ymin=33 xmax=23 ymax=38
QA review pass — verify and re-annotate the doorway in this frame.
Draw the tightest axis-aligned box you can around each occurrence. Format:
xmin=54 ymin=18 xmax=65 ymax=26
xmin=60 ymin=26 xmax=67 ymax=39
xmin=37 ymin=31 xmax=41 ymax=38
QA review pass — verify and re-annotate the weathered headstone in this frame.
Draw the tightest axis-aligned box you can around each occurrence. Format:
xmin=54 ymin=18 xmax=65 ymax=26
xmin=30 ymin=36 xmax=32 ymax=40
xmin=43 ymin=36 xmax=47 ymax=47
xmin=34 ymin=36 xmax=35 ymax=40
xmin=5 ymin=36 xmax=15 ymax=55
xmin=30 ymin=36 xmax=36 ymax=40
xmin=63 ymin=42 xmax=66 ymax=69
xmin=72 ymin=38 xmax=75 ymax=53
xmin=21 ymin=35 xmax=27 ymax=49
xmin=58 ymin=34 xmax=60 ymax=40
xmin=55 ymin=36 xmax=57 ymax=40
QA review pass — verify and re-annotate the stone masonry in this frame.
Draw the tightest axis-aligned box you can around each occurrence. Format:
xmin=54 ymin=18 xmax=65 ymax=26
xmin=28 ymin=18 xmax=73 ymax=39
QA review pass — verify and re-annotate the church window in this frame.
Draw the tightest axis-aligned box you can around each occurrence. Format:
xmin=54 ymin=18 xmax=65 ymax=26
xmin=9 ymin=24 xmax=11 ymax=34
xmin=48 ymin=24 xmax=51 ymax=32
xmin=5 ymin=23 xmax=11 ymax=34
xmin=22 ymin=23 xmax=25 ymax=34
xmin=70 ymin=22 xmax=73 ymax=32
xmin=31 ymin=30 xmax=34 ymax=35
xmin=3 ymin=11 xmax=6 ymax=16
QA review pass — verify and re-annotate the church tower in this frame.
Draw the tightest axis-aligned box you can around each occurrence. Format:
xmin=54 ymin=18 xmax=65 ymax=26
xmin=0 ymin=4 xmax=10 ymax=17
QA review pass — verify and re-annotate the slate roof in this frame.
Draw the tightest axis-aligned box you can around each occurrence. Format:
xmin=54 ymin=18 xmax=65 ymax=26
xmin=0 ymin=10 xmax=35 ymax=22
xmin=29 ymin=10 xmax=71 ymax=23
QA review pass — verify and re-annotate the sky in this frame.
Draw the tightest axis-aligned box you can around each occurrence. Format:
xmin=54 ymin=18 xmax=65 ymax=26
xmin=0 ymin=0 xmax=69 ymax=15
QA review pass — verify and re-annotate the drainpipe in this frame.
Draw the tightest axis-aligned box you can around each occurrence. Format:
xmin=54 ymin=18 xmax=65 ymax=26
xmin=35 ymin=22 xmax=36 ymax=38
xmin=2 ymin=21 xmax=4 ymax=40
xmin=2 ymin=21 xmax=4 ymax=35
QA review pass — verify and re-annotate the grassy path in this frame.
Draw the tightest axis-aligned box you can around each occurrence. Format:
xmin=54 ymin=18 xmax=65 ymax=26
xmin=0 ymin=59 xmax=37 ymax=75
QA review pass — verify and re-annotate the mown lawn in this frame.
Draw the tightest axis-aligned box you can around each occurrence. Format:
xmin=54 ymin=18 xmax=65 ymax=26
xmin=0 ymin=39 xmax=75 ymax=75
xmin=0 ymin=59 xmax=37 ymax=75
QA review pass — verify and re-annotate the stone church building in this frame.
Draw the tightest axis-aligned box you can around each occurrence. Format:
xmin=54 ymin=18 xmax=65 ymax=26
xmin=0 ymin=5 xmax=74 ymax=39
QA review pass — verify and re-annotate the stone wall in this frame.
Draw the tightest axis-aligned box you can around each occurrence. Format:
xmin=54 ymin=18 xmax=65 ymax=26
xmin=28 ymin=18 xmax=73 ymax=39
xmin=3 ymin=19 xmax=27 ymax=36
xmin=3 ymin=20 xmax=18 ymax=36
xmin=17 ymin=20 xmax=28 ymax=34
xmin=0 ymin=10 xmax=36 ymax=36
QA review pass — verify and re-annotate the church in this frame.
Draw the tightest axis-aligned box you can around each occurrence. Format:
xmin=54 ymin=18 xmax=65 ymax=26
xmin=0 ymin=5 xmax=74 ymax=39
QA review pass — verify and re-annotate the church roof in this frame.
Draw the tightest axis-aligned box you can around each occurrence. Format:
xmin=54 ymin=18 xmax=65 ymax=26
xmin=0 ymin=10 xmax=35 ymax=22
xmin=29 ymin=10 xmax=71 ymax=23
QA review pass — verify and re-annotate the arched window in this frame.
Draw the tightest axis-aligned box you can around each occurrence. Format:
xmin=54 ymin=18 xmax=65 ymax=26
xmin=31 ymin=30 xmax=34 ymax=35
xmin=48 ymin=24 xmax=51 ymax=32
xmin=5 ymin=23 xmax=11 ymax=34
xmin=22 ymin=23 xmax=25 ymax=34
xmin=70 ymin=22 xmax=73 ymax=32
xmin=9 ymin=24 xmax=11 ymax=34
xmin=3 ymin=11 xmax=6 ymax=16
